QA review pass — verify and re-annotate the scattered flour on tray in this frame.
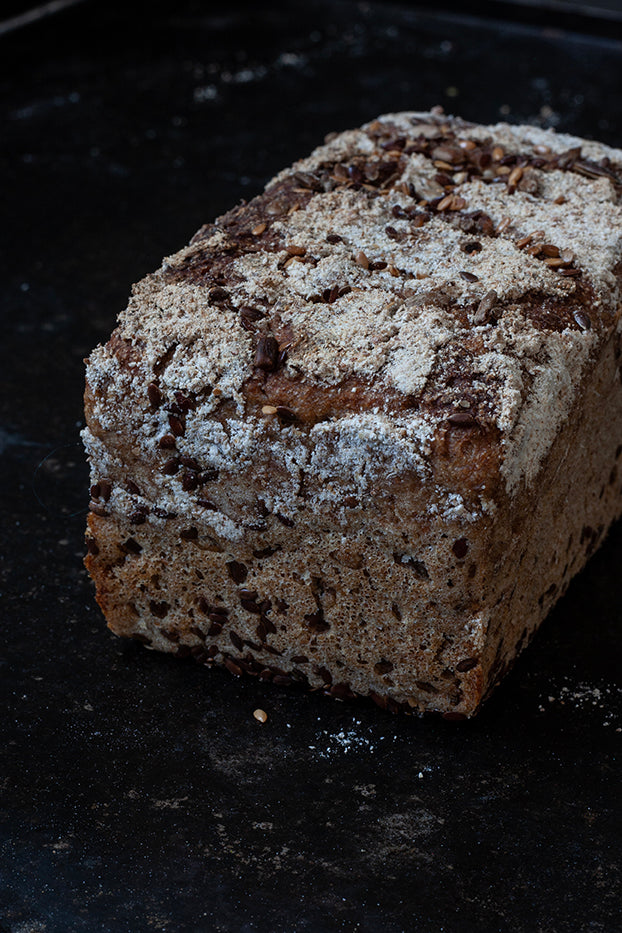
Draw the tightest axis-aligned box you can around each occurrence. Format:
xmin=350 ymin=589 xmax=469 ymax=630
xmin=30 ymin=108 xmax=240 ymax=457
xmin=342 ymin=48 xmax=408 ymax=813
xmin=306 ymin=719 xmax=433 ymax=773
xmin=539 ymin=678 xmax=622 ymax=729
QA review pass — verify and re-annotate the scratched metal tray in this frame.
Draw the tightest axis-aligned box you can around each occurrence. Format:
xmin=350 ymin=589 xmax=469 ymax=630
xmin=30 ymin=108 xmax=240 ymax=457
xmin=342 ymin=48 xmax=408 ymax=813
xmin=1 ymin=2 xmax=621 ymax=930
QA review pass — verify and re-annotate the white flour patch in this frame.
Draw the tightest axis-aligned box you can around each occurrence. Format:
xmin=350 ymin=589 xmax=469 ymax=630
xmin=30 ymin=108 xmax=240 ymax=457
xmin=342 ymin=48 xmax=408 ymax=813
xmin=306 ymin=720 xmax=435 ymax=767
xmin=539 ymin=678 xmax=622 ymax=729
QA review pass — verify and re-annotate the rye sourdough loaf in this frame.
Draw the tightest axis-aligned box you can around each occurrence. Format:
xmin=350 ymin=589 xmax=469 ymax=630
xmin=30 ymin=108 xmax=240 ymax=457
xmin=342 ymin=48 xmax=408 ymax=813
xmin=83 ymin=109 xmax=622 ymax=718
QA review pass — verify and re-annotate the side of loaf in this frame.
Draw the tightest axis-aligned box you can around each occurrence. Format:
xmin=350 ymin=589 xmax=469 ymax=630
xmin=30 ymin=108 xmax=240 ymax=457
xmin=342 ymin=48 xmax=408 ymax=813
xmin=83 ymin=109 xmax=622 ymax=718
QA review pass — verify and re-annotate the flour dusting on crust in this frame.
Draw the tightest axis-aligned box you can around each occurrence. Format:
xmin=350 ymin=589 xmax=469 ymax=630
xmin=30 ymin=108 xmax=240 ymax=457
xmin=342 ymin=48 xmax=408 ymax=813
xmin=85 ymin=110 xmax=622 ymax=512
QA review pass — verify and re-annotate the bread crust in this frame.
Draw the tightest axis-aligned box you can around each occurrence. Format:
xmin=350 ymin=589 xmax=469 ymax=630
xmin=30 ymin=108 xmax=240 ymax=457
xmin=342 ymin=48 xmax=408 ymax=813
xmin=83 ymin=110 xmax=622 ymax=716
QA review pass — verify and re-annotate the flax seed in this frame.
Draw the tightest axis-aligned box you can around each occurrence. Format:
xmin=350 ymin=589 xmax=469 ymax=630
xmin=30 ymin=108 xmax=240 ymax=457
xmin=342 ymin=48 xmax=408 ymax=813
xmin=507 ymin=165 xmax=524 ymax=188
xmin=255 ymin=336 xmax=279 ymax=371
xmin=473 ymin=290 xmax=497 ymax=326
xmin=573 ymin=309 xmax=591 ymax=330
xmin=516 ymin=234 xmax=533 ymax=249
xmin=448 ymin=411 xmax=476 ymax=427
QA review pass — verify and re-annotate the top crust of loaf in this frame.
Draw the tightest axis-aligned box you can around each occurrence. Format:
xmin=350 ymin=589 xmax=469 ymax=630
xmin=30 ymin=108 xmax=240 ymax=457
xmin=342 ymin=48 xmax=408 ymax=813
xmin=85 ymin=110 xmax=622 ymax=524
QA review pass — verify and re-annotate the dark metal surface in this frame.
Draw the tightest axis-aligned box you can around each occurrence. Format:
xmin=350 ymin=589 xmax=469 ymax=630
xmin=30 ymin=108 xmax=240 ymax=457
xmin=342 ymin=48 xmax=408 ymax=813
xmin=1 ymin=2 xmax=621 ymax=930
xmin=488 ymin=0 xmax=622 ymax=21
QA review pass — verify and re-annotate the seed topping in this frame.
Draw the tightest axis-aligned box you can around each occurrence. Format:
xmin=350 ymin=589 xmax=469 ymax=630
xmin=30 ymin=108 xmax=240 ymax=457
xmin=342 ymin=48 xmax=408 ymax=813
xmin=507 ymin=165 xmax=524 ymax=191
xmin=473 ymin=289 xmax=498 ymax=326
xmin=240 ymin=306 xmax=265 ymax=331
xmin=255 ymin=336 xmax=279 ymax=371
xmin=448 ymin=411 xmax=476 ymax=427
xmin=573 ymin=309 xmax=591 ymax=331
xmin=147 ymin=382 xmax=162 ymax=408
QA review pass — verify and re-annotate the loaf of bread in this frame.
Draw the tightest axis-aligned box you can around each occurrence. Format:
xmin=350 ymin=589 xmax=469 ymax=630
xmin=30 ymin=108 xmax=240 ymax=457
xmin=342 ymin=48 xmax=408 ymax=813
xmin=83 ymin=109 xmax=622 ymax=718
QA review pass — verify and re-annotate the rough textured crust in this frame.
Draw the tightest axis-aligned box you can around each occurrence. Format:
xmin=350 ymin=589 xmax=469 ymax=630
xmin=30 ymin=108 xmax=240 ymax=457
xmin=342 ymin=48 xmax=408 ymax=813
xmin=83 ymin=109 xmax=622 ymax=717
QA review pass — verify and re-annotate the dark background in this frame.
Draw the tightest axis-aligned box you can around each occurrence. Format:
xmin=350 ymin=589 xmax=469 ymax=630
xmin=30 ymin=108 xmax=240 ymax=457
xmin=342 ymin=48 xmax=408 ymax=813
xmin=1 ymin=2 xmax=621 ymax=931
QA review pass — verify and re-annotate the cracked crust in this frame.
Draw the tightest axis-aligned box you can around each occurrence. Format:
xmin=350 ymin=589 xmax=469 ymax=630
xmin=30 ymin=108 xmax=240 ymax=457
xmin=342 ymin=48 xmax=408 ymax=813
xmin=83 ymin=110 xmax=622 ymax=716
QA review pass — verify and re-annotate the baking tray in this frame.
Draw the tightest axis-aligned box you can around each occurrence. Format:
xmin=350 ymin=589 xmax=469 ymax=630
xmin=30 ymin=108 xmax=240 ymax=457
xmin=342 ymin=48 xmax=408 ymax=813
xmin=1 ymin=2 xmax=621 ymax=930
